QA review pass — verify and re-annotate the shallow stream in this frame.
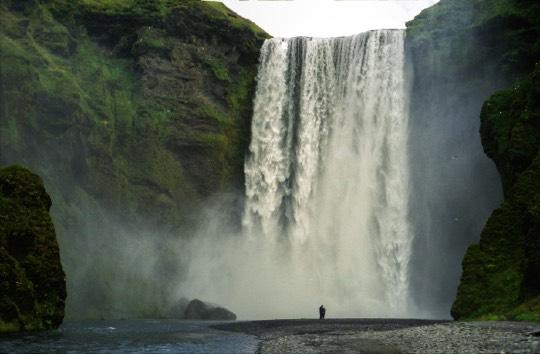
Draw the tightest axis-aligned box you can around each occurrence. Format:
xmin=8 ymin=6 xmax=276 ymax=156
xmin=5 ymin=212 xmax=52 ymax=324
xmin=0 ymin=320 xmax=259 ymax=354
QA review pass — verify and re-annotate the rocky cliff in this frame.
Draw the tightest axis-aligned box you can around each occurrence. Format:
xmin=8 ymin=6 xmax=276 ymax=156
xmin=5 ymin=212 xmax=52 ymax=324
xmin=452 ymin=64 xmax=540 ymax=321
xmin=407 ymin=0 xmax=540 ymax=320
xmin=0 ymin=165 xmax=66 ymax=333
xmin=0 ymin=0 xmax=267 ymax=318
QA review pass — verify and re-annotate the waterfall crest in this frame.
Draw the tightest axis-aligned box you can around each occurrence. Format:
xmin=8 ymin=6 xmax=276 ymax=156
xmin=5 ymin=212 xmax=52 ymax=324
xmin=242 ymin=30 xmax=414 ymax=316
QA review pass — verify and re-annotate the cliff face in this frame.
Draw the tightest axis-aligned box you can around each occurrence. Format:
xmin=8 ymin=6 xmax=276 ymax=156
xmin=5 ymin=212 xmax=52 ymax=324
xmin=0 ymin=166 xmax=66 ymax=333
xmin=0 ymin=0 xmax=267 ymax=318
xmin=407 ymin=0 xmax=540 ymax=320
xmin=405 ymin=0 xmax=507 ymax=316
xmin=452 ymin=65 xmax=540 ymax=321
xmin=1 ymin=0 xmax=267 ymax=229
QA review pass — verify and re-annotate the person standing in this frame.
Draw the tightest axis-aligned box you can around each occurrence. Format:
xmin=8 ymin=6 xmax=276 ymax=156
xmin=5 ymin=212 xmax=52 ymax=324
xmin=319 ymin=305 xmax=326 ymax=319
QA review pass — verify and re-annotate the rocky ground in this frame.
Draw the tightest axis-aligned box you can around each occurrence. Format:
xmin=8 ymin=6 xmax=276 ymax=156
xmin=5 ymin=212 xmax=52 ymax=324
xmin=214 ymin=319 xmax=540 ymax=354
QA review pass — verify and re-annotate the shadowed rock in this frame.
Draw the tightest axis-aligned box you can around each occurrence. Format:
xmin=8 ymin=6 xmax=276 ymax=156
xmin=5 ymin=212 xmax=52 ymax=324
xmin=0 ymin=165 xmax=66 ymax=333
xmin=184 ymin=299 xmax=236 ymax=320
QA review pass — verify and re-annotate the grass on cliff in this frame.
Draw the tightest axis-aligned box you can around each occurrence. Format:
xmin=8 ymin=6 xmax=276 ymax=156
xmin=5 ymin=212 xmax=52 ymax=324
xmin=77 ymin=0 xmax=268 ymax=39
xmin=197 ymin=1 xmax=268 ymax=39
xmin=2 ymin=0 xmax=265 ymax=225
xmin=1 ymin=0 xmax=191 ymax=210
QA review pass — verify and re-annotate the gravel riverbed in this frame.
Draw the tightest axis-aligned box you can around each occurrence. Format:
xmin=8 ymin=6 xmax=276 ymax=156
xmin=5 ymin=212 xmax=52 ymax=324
xmin=214 ymin=319 xmax=540 ymax=354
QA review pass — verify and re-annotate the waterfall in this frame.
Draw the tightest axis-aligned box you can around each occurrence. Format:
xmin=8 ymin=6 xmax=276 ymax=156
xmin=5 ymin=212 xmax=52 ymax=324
xmin=242 ymin=30 xmax=414 ymax=316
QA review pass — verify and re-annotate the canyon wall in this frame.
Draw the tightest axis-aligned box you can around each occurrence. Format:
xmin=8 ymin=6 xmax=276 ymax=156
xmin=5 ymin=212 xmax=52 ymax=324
xmin=0 ymin=0 xmax=267 ymax=318
xmin=406 ymin=0 xmax=540 ymax=321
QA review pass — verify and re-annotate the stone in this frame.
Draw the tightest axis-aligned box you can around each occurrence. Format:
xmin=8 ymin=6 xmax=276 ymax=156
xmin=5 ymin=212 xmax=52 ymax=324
xmin=184 ymin=299 xmax=236 ymax=320
xmin=0 ymin=165 xmax=66 ymax=332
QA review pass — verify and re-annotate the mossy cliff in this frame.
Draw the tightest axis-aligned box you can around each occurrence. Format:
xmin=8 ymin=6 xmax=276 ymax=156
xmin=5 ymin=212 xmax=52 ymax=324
xmin=452 ymin=65 xmax=540 ymax=322
xmin=0 ymin=0 xmax=267 ymax=228
xmin=407 ymin=0 xmax=540 ymax=320
xmin=0 ymin=165 xmax=66 ymax=333
xmin=0 ymin=0 xmax=267 ymax=318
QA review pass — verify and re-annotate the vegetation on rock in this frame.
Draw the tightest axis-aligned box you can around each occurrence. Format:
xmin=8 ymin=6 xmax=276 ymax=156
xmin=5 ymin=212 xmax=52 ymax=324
xmin=480 ymin=65 xmax=540 ymax=193
xmin=0 ymin=0 xmax=268 ymax=228
xmin=0 ymin=165 xmax=66 ymax=333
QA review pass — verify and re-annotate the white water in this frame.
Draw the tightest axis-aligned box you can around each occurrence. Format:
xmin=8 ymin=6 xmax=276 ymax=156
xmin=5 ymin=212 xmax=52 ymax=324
xmin=183 ymin=30 xmax=416 ymax=319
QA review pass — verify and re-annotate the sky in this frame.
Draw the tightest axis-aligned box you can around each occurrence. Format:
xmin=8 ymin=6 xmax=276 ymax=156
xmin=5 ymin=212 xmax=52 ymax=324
xmin=218 ymin=0 xmax=440 ymax=38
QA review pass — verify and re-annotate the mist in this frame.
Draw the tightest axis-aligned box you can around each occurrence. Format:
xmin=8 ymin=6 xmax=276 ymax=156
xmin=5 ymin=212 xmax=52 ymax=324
xmin=55 ymin=30 xmax=423 ymax=321
xmin=183 ymin=30 xmax=418 ymax=320
xmin=47 ymin=24 xmax=504 ymax=321
xmin=404 ymin=0 xmax=505 ymax=317
xmin=57 ymin=23 xmax=504 ymax=320
xmin=52 ymin=196 xmax=189 ymax=319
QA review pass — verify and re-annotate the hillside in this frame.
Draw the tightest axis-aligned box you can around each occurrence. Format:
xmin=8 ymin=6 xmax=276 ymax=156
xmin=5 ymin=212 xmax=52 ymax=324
xmin=0 ymin=0 xmax=268 ymax=318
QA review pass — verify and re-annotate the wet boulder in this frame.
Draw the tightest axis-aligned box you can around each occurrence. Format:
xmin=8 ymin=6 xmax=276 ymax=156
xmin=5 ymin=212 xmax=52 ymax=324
xmin=184 ymin=299 xmax=236 ymax=320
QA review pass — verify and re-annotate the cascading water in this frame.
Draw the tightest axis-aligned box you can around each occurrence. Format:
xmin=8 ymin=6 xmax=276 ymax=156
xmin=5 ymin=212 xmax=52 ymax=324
xmin=239 ymin=29 xmax=414 ymax=317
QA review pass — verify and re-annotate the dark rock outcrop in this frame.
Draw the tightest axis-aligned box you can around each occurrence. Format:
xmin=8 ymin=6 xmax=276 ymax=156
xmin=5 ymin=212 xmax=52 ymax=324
xmin=0 ymin=165 xmax=66 ymax=332
xmin=184 ymin=299 xmax=236 ymax=321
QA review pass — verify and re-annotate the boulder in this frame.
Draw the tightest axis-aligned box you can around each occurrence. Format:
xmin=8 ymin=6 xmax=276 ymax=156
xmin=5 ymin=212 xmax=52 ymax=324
xmin=0 ymin=166 xmax=66 ymax=332
xmin=184 ymin=299 xmax=236 ymax=320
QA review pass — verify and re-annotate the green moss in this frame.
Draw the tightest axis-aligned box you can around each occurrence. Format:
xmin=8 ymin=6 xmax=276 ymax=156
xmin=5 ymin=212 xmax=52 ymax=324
xmin=203 ymin=57 xmax=230 ymax=82
xmin=200 ymin=1 xmax=267 ymax=39
xmin=0 ymin=166 xmax=66 ymax=333
xmin=80 ymin=0 xmax=134 ymax=11
xmin=1 ymin=0 xmax=265 ymax=221
xmin=480 ymin=64 xmax=540 ymax=192
xmin=199 ymin=104 xmax=229 ymax=126
xmin=508 ymin=296 xmax=540 ymax=322
xmin=72 ymin=39 xmax=138 ymax=129
xmin=476 ymin=313 xmax=507 ymax=321
xmin=0 ymin=320 xmax=19 ymax=332
xmin=452 ymin=151 xmax=540 ymax=320
xmin=221 ymin=66 xmax=257 ymax=186
xmin=132 ymin=26 xmax=169 ymax=55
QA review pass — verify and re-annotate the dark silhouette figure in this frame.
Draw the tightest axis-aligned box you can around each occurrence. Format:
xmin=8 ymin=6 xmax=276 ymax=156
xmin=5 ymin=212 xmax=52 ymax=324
xmin=319 ymin=305 xmax=326 ymax=320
